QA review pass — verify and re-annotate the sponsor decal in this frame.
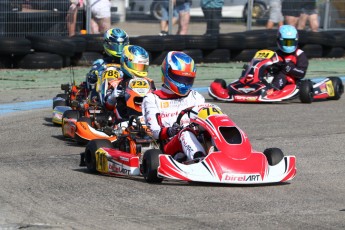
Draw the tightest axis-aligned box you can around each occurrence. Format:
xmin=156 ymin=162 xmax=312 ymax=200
xmin=119 ymin=156 xmax=130 ymax=162
xmin=160 ymin=111 xmax=179 ymax=119
xmin=108 ymin=162 xmax=131 ymax=175
xmin=234 ymin=95 xmax=258 ymax=101
xmin=160 ymin=101 xmax=170 ymax=108
xmin=238 ymin=87 xmax=255 ymax=93
xmin=222 ymin=174 xmax=261 ymax=182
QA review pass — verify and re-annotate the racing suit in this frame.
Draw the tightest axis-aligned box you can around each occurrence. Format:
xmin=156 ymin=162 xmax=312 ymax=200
xmin=272 ymin=49 xmax=309 ymax=89
xmin=142 ymin=86 xmax=206 ymax=160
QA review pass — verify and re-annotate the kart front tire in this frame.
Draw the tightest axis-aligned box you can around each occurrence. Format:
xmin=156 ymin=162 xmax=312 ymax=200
xmin=328 ymin=77 xmax=344 ymax=100
xmin=263 ymin=148 xmax=284 ymax=166
xmin=142 ymin=149 xmax=163 ymax=184
xmin=85 ymin=139 xmax=113 ymax=173
xmin=299 ymin=79 xmax=314 ymax=103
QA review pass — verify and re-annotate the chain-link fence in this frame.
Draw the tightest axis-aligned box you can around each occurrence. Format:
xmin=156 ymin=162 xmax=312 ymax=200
xmin=0 ymin=0 xmax=344 ymax=37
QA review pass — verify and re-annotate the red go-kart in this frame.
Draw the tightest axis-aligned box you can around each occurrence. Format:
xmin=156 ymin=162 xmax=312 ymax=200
xmin=208 ymin=49 xmax=343 ymax=103
xmin=81 ymin=104 xmax=296 ymax=185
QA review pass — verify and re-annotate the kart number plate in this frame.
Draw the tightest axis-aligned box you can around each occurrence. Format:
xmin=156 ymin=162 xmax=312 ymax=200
xmin=103 ymin=68 xmax=121 ymax=80
xmin=129 ymin=79 xmax=150 ymax=89
xmin=197 ymin=107 xmax=223 ymax=120
xmin=254 ymin=50 xmax=275 ymax=59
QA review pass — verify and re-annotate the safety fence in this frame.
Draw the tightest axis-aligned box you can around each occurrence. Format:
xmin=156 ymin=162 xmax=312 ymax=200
xmin=0 ymin=0 xmax=344 ymax=38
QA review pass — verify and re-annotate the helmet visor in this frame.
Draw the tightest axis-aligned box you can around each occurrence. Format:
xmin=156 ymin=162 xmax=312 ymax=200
xmin=126 ymin=61 xmax=149 ymax=72
xmin=280 ymin=39 xmax=297 ymax=47
xmin=106 ymin=41 xmax=126 ymax=54
xmin=168 ymin=70 xmax=195 ymax=86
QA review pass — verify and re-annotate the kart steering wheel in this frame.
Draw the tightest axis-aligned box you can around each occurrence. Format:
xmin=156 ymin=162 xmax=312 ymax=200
xmin=176 ymin=107 xmax=195 ymax=125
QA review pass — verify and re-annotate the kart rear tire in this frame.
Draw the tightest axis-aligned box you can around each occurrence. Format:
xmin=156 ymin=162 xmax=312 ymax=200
xmin=85 ymin=139 xmax=113 ymax=173
xmin=142 ymin=149 xmax=163 ymax=183
xmin=53 ymin=100 xmax=66 ymax=109
xmin=53 ymin=93 xmax=68 ymax=108
xmin=263 ymin=148 xmax=284 ymax=166
xmin=328 ymin=77 xmax=344 ymax=100
xmin=56 ymin=93 xmax=69 ymax=101
xmin=299 ymin=80 xmax=314 ymax=103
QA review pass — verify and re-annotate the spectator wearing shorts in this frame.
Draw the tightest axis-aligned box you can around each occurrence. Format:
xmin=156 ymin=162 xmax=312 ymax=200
xmin=159 ymin=0 xmax=178 ymax=36
xmin=89 ymin=0 xmax=111 ymax=34
xmin=175 ymin=0 xmax=192 ymax=35
xmin=266 ymin=0 xmax=284 ymax=29
xmin=282 ymin=0 xmax=301 ymax=27
xmin=297 ymin=0 xmax=319 ymax=32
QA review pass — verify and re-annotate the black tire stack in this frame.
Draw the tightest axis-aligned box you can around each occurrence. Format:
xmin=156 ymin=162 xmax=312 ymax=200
xmin=1 ymin=29 xmax=345 ymax=69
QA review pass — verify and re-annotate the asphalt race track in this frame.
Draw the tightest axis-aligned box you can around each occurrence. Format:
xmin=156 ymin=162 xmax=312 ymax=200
xmin=0 ymin=92 xmax=344 ymax=229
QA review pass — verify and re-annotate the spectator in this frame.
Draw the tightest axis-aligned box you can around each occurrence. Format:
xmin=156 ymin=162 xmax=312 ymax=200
xmin=201 ymin=0 xmax=224 ymax=36
xmin=266 ymin=0 xmax=284 ymax=29
xmin=175 ymin=0 xmax=192 ymax=35
xmin=159 ymin=0 xmax=178 ymax=36
xmin=297 ymin=0 xmax=319 ymax=32
xmin=89 ymin=0 xmax=111 ymax=34
xmin=66 ymin=0 xmax=83 ymax=37
xmin=281 ymin=0 xmax=301 ymax=27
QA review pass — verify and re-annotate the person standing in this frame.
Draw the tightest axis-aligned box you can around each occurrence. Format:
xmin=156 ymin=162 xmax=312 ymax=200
xmin=175 ymin=0 xmax=192 ymax=35
xmin=201 ymin=0 xmax=224 ymax=35
xmin=282 ymin=0 xmax=301 ymax=27
xmin=66 ymin=0 xmax=84 ymax=37
xmin=297 ymin=0 xmax=319 ymax=32
xmin=159 ymin=0 xmax=178 ymax=36
xmin=89 ymin=0 xmax=111 ymax=34
xmin=266 ymin=0 xmax=284 ymax=29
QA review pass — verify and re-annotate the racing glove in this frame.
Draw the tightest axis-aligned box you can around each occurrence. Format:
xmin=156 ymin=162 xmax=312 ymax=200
xmin=87 ymin=70 xmax=98 ymax=84
xmin=167 ymin=123 xmax=182 ymax=137
xmin=282 ymin=62 xmax=295 ymax=74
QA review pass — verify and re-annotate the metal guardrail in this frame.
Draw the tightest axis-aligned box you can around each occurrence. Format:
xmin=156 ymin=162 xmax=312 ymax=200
xmin=0 ymin=0 xmax=344 ymax=38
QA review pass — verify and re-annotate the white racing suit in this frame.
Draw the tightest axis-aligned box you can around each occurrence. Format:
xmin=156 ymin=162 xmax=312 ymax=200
xmin=142 ymin=86 xmax=206 ymax=160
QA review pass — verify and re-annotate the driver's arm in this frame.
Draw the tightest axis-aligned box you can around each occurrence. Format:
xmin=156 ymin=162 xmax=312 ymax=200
xmin=142 ymin=93 xmax=169 ymax=140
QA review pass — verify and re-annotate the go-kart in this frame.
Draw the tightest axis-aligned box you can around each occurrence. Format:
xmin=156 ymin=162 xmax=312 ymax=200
xmin=52 ymin=63 xmax=121 ymax=125
xmin=52 ymin=81 xmax=88 ymax=125
xmin=62 ymin=66 xmax=154 ymax=145
xmin=80 ymin=115 xmax=159 ymax=173
xmin=81 ymin=104 xmax=296 ymax=185
xmin=208 ymin=49 xmax=344 ymax=103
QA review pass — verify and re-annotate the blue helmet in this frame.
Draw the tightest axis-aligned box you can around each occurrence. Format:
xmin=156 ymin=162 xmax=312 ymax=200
xmin=103 ymin=28 xmax=129 ymax=58
xmin=161 ymin=51 xmax=196 ymax=96
xmin=277 ymin=25 xmax=298 ymax=53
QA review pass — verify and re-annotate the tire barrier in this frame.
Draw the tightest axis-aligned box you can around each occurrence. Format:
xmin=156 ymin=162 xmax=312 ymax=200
xmin=0 ymin=30 xmax=345 ymax=69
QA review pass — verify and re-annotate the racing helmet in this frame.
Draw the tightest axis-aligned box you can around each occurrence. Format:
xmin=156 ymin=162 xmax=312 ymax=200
xmin=120 ymin=45 xmax=149 ymax=78
xmin=277 ymin=25 xmax=298 ymax=54
xmin=103 ymin=28 xmax=129 ymax=58
xmin=161 ymin=51 xmax=196 ymax=96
